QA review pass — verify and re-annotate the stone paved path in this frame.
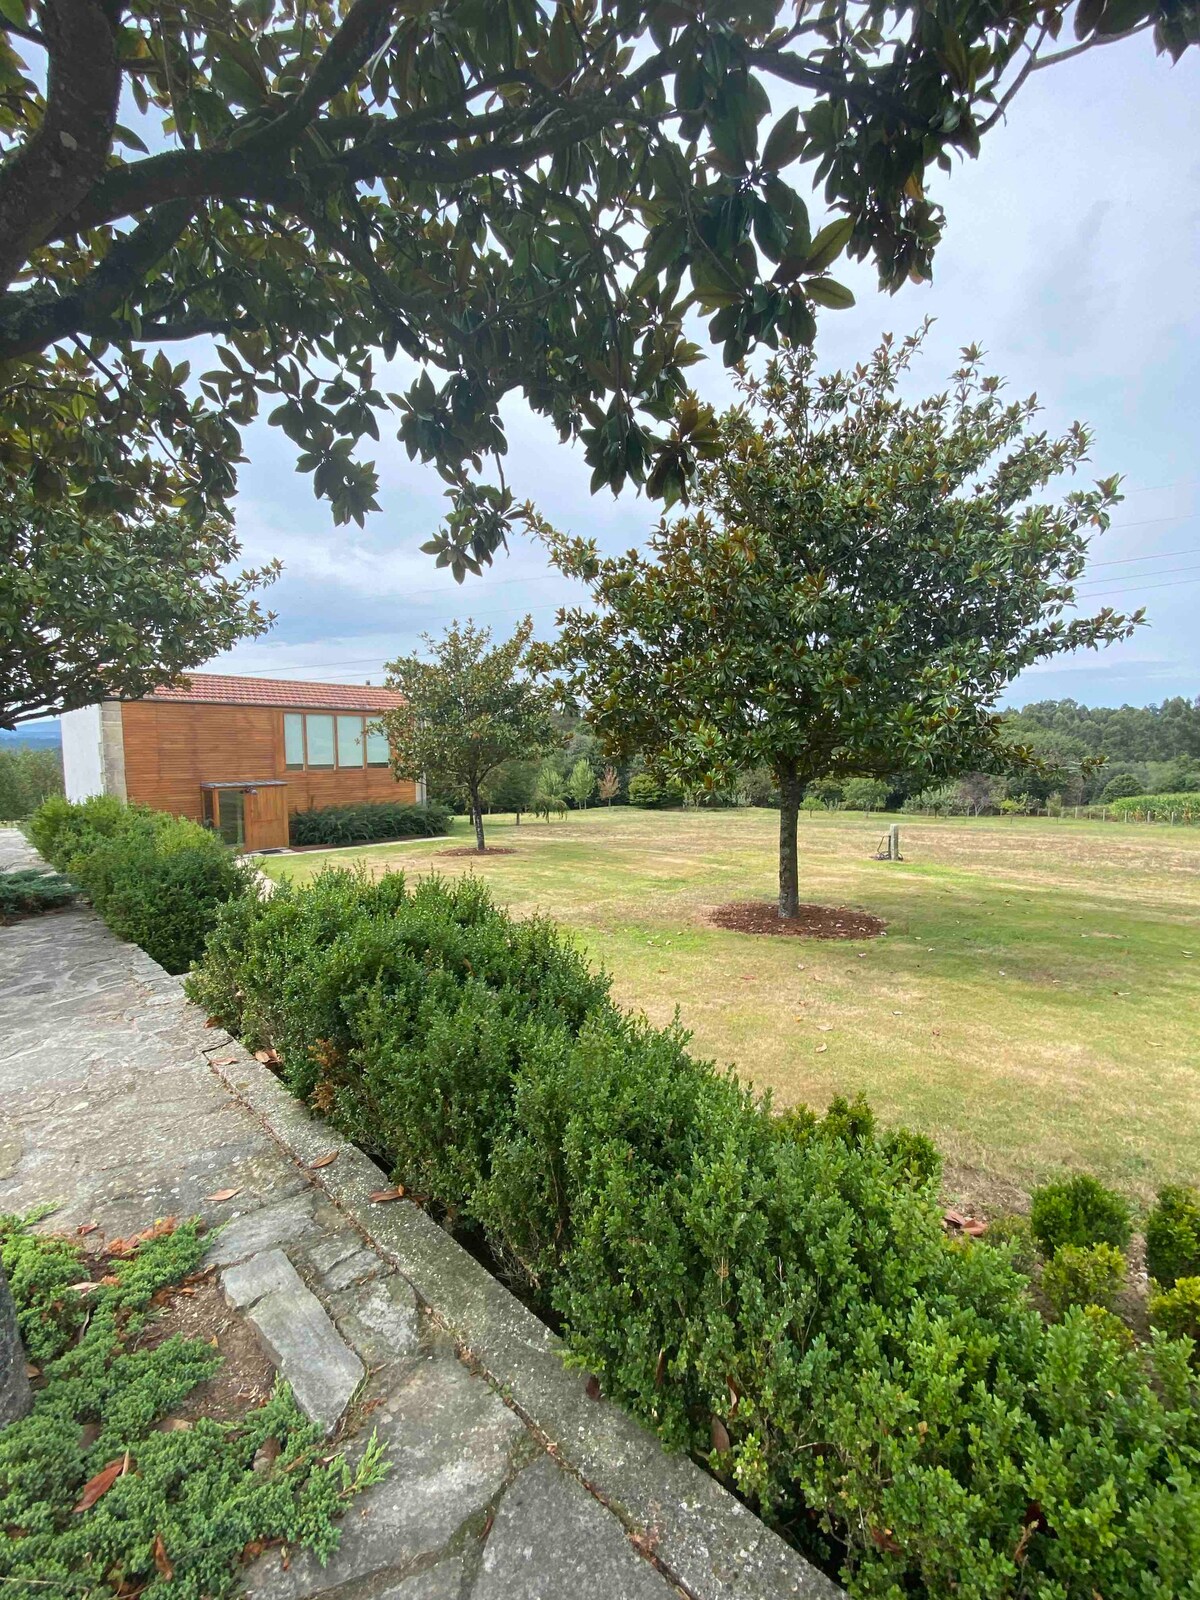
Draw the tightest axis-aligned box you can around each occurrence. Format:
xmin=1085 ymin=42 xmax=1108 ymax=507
xmin=0 ymin=830 xmax=680 ymax=1599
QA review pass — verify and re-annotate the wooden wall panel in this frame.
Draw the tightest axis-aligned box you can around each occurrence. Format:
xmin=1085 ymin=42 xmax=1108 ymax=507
xmin=119 ymin=701 xmax=416 ymax=826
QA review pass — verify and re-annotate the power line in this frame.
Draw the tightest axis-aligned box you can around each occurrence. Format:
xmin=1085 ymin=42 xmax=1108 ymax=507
xmin=1073 ymin=574 xmax=1200 ymax=603
xmin=1087 ymin=545 xmax=1200 ymax=568
xmin=1076 ymin=561 xmax=1200 ymax=589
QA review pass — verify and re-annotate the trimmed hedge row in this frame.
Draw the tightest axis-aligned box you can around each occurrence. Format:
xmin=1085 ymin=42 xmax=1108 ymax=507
xmin=288 ymin=800 xmax=452 ymax=848
xmin=28 ymin=796 xmax=250 ymax=973
xmin=187 ymin=868 xmax=1200 ymax=1599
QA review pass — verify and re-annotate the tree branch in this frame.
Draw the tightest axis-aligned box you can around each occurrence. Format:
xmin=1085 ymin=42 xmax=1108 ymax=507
xmin=0 ymin=200 xmax=197 ymax=361
xmin=0 ymin=0 xmax=122 ymax=290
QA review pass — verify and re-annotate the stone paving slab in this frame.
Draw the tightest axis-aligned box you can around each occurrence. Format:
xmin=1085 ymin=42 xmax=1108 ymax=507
xmin=0 ymin=829 xmax=840 ymax=1600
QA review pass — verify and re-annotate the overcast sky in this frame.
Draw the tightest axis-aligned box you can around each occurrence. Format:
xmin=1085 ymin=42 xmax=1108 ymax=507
xmin=211 ymin=33 xmax=1200 ymax=710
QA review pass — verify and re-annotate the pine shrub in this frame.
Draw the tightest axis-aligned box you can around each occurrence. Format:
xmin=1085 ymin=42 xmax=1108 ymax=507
xmin=0 ymin=866 xmax=75 ymax=919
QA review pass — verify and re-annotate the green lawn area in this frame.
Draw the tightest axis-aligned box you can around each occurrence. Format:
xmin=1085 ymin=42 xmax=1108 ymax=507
xmin=261 ymin=807 xmax=1200 ymax=1210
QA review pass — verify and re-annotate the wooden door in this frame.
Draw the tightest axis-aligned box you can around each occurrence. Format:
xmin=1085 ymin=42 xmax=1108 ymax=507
xmin=244 ymin=785 xmax=289 ymax=850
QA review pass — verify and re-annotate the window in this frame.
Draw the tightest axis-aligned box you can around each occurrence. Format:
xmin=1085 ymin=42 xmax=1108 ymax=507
xmin=366 ymin=725 xmax=389 ymax=767
xmin=337 ymin=715 xmax=364 ymax=768
xmin=305 ymin=714 xmax=335 ymax=768
xmin=284 ymin=713 xmax=305 ymax=770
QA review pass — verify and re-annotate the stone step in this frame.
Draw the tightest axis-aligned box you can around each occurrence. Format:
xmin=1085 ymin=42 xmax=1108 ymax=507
xmin=220 ymin=1247 xmax=364 ymax=1436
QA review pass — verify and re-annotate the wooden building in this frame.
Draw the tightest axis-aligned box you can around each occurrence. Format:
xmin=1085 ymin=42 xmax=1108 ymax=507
xmin=61 ymin=674 xmax=417 ymax=851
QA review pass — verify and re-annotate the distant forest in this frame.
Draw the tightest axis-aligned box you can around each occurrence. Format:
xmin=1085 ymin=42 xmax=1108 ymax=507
xmin=1001 ymin=696 xmax=1200 ymax=804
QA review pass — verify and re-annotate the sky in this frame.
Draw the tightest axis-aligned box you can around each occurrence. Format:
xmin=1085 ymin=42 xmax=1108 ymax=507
xmin=208 ymin=31 xmax=1200 ymax=711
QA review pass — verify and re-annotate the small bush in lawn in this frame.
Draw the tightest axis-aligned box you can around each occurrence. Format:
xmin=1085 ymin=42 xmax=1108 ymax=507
xmin=288 ymin=800 xmax=451 ymax=848
xmin=0 ymin=866 xmax=75 ymax=918
xmin=1041 ymin=1242 xmax=1127 ymax=1318
xmin=1145 ymin=1184 xmax=1200 ymax=1286
xmin=26 ymin=792 xmax=131 ymax=866
xmin=1149 ymin=1277 xmax=1200 ymax=1357
xmin=1029 ymin=1173 xmax=1132 ymax=1257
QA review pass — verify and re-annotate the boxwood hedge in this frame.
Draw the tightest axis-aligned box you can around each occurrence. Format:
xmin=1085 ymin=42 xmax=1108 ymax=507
xmin=288 ymin=800 xmax=451 ymax=848
xmin=187 ymin=870 xmax=1200 ymax=1598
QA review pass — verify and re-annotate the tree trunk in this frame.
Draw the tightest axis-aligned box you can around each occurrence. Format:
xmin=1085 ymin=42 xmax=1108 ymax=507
xmin=778 ymin=766 xmax=802 ymax=919
xmin=0 ymin=1264 xmax=31 ymax=1429
xmin=470 ymin=785 xmax=486 ymax=851
xmin=515 ymin=809 xmax=521 ymax=826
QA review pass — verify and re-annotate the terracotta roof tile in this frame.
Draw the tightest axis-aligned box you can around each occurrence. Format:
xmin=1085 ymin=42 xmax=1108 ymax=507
xmin=144 ymin=673 xmax=402 ymax=712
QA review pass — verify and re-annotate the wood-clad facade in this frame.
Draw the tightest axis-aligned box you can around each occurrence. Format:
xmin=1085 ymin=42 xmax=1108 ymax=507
xmin=62 ymin=675 xmax=415 ymax=852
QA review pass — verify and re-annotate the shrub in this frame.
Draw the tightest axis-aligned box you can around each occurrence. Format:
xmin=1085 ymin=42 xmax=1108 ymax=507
xmin=27 ymin=797 xmax=251 ymax=973
xmin=1101 ymin=771 xmax=1145 ymax=802
xmin=1040 ymin=1242 xmax=1127 ymax=1318
xmin=627 ymin=771 xmax=684 ymax=808
xmin=1145 ymin=1185 xmax=1200 ymax=1286
xmin=288 ymin=799 xmax=451 ymax=848
xmin=0 ymin=866 xmax=75 ymax=918
xmin=1029 ymin=1173 xmax=1132 ymax=1257
xmin=1149 ymin=1277 xmax=1200 ymax=1357
xmin=0 ymin=744 xmax=62 ymax=819
xmin=188 ymin=869 xmax=1200 ymax=1599
xmin=983 ymin=1214 xmax=1039 ymax=1275
xmin=735 ymin=766 xmax=778 ymax=807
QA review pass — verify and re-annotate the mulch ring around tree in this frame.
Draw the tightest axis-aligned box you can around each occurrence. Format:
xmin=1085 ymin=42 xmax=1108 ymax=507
xmin=710 ymin=900 xmax=886 ymax=940
xmin=436 ymin=846 xmax=519 ymax=858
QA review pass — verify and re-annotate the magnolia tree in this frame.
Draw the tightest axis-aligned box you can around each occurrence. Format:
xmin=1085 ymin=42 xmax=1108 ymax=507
xmin=540 ymin=329 xmax=1141 ymax=918
xmin=0 ymin=2 xmax=1190 ymax=578
xmin=0 ymin=485 xmax=278 ymax=728
xmin=381 ymin=619 xmax=555 ymax=851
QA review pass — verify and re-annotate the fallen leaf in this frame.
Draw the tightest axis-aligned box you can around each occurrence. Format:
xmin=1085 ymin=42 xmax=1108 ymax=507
xmin=209 ymin=1334 xmax=219 ymax=1348
xmin=815 ymin=1044 xmax=828 ymax=1054
xmin=654 ymin=1348 xmax=666 ymax=1389
xmin=108 ymin=1218 xmax=177 ymax=1259
xmin=710 ymin=1416 xmax=731 ymax=1454
xmin=870 ymin=1525 xmax=902 ymax=1555
xmin=76 ymin=1222 xmax=99 ymax=1237
xmin=241 ymin=1539 xmax=267 ymax=1561
xmin=308 ymin=1151 xmax=338 ymax=1169
xmin=210 ymin=1054 xmax=239 ymax=1066
xmin=153 ymin=1534 xmax=174 ymax=1581
xmin=254 ymin=1048 xmax=281 ymax=1066
xmin=369 ymin=1186 xmax=406 ymax=1203
xmin=205 ymin=1188 xmax=241 ymax=1203
xmin=73 ymin=1455 xmax=129 ymax=1513
xmin=817 ymin=1023 xmax=833 ymax=1032
xmin=67 ymin=1280 xmax=102 ymax=1295
xmin=24 ymin=1363 xmax=40 ymax=1379
xmin=157 ymin=1417 xmax=191 ymax=1433
xmin=584 ymin=1374 xmax=602 ymax=1401
xmin=204 ymin=1016 xmax=222 ymax=1028
xmin=253 ymin=1437 xmax=282 ymax=1474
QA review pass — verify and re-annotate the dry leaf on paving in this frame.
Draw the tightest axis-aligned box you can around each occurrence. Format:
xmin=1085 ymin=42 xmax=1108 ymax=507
xmin=369 ymin=1186 xmax=405 ymax=1203
xmin=254 ymin=1049 xmax=281 ymax=1065
xmin=76 ymin=1222 xmax=98 ymax=1236
xmin=205 ymin=1188 xmax=241 ymax=1203
xmin=210 ymin=1055 xmax=239 ymax=1066
xmin=73 ymin=1455 xmax=129 ymax=1513
xmin=584 ymin=1374 xmax=601 ymax=1400
xmin=308 ymin=1152 xmax=338 ymax=1169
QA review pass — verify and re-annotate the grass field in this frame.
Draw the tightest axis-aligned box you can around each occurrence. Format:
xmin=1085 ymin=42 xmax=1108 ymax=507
xmin=261 ymin=807 xmax=1200 ymax=1211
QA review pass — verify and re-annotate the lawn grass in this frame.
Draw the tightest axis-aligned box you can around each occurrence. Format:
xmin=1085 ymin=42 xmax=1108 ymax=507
xmin=261 ymin=807 xmax=1200 ymax=1210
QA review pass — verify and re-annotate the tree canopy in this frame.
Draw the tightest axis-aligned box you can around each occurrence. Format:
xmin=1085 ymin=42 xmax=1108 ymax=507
xmin=0 ymin=482 xmax=278 ymax=727
xmin=381 ymin=617 xmax=556 ymax=850
xmin=540 ymin=328 xmax=1142 ymax=915
xmin=2 ymin=1 xmax=1192 ymax=578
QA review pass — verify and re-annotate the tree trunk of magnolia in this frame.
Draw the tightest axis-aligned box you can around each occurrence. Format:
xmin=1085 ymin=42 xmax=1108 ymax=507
xmin=778 ymin=768 xmax=803 ymax=919
xmin=0 ymin=1264 xmax=31 ymax=1429
xmin=470 ymin=786 xmax=486 ymax=852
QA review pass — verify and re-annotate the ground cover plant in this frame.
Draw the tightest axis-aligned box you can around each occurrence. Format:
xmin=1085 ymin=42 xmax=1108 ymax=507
xmin=188 ymin=865 xmax=1200 ymax=1598
xmin=260 ymin=806 xmax=1200 ymax=1204
xmin=0 ymin=1212 xmax=386 ymax=1598
xmin=0 ymin=865 xmax=74 ymax=920
xmin=289 ymin=800 xmax=451 ymax=848
xmin=28 ymin=795 xmax=251 ymax=972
